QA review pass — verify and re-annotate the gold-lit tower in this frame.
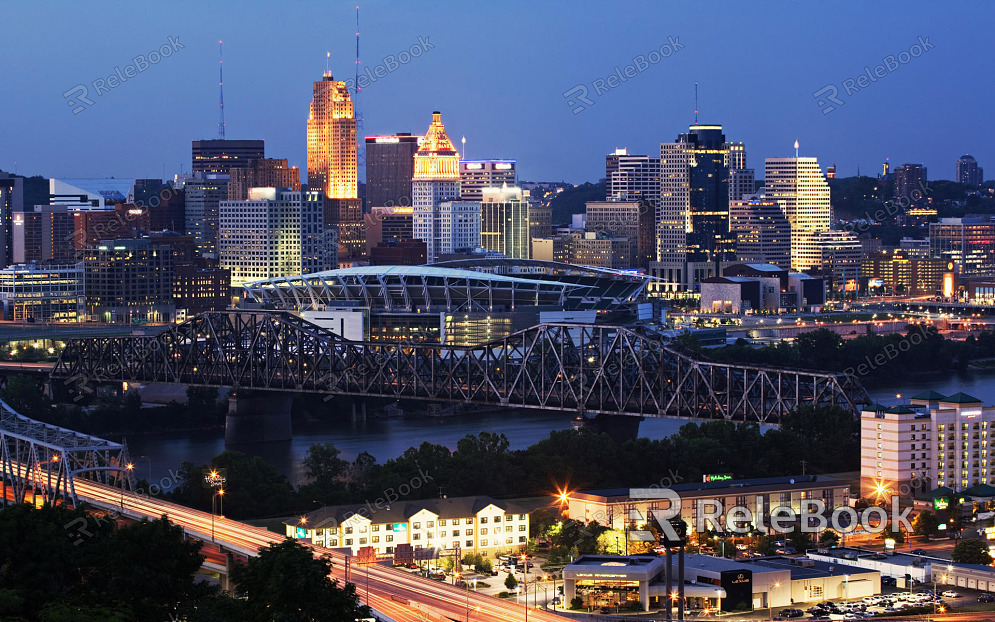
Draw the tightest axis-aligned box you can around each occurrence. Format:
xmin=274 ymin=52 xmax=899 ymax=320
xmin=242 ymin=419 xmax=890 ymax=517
xmin=307 ymin=64 xmax=357 ymax=199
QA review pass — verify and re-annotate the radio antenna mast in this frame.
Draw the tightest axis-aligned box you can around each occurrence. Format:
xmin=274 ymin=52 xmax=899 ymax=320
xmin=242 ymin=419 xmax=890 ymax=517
xmin=218 ymin=40 xmax=225 ymax=139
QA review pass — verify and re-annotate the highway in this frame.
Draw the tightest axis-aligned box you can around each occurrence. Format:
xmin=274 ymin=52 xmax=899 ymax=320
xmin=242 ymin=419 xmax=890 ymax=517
xmin=68 ymin=477 xmax=569 ymax=622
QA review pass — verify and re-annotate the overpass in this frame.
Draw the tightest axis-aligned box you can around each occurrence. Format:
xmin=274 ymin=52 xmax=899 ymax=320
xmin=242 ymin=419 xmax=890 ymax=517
xmin=50 ymin=311 xmax=870 ymax=439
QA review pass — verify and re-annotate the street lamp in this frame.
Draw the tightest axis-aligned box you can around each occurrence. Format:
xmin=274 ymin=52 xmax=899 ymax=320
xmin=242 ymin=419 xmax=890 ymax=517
xmin=769 ymin=581 xmax=780 ymax=622
xmin=211 ymin=488 xmax=225 ymax=541
xmin=121 ymin=463 xmax=134 ymax=508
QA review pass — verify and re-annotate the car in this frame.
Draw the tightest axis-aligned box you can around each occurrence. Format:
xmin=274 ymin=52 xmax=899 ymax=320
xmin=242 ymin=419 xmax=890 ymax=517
xmin=881 ymin=576 xmax=897 ymax=586
xmin=911 ymin=548 xmax=927 ymax=555
xmin=778 ymin=609 xmax=804 ymax=618
xmin=942 ymin=590 xmax=961 ymax=598
xmin=600 ymin=606 xmax=612 ymax=614
xmin=550 ymin=597 xmax=561 ymax=605
xmin=979 ymin=594 xmax=995 ymax=603
xmin=775 ymin=546 xmax=798 ymax=555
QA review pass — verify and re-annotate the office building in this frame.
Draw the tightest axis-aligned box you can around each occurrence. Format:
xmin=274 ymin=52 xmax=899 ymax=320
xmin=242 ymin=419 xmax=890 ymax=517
xmin=654 ymin=125 xmax=738 ymax=292
xmin=0 ymin=175 xmax=19 ymax=268
xmin=365 ymin=133 xmax=422 ymax=208
xmin=859 ymin=391 xmax=995 ymax=498
xmin=287 ymin=495 xmax=530 ymax=558
xmin=134 ymin=179 xmax=186 ymax=232
xmin=50 ymin=178 xmax=134 ymax=208
xmin=172 ymin=263 xmax=231 ymax=316
xmin=434 ymin=200 xmax=480 ymax=258
xmin=532 ymin=236 xmax=569 ymax=263
xmin=729 ymin=199 xmax=791 ymax=269
xmin=459 ymin=160 xmax=516 ymax=203
xmin=570 ymin=231 xmax=632 ymax=269
xmin=73 ymin=204 xmax=152 ymax=250
xmin=893 ymin=163 xmax=927 ymax=201
xmin=365 ymin=206 xmax=413 ymax=251
xmin=528 ymin=205 xmax=552 ymax=240
xmin=898 ymin=237 xmax=930 ymax=259
xmin=605 ymin=149 xmax=660 ymax=209
xmin=826 ymin=164 xmax=836 ymax=179
xmin=219 ymin=188 xmax=330 ymax=287
xmin=0 ymin=262 xmax=85 ymax=322
xmin=13 ymin=206 xmax=76 ymax=264
xmin=585 ymin=200 xmax=652 ymax=268
xmin=861 ymin=251 xmax=947 ymax=296
xmin=480 ymin=186 xmax=529 ymax=259
xmin=726 ymin=141 xmax=755 ymax=203
xmin=191 ymin=139 xmax=264 ymax=175
xmin=184 ymin=174 xmax=228 ymax=257
xmin=929 ymin=217 xmax=995 ymax=276
xmin=307 ymin=71 xmax=357 ymax=200
xmin=84 ymin=239 xmax=174 ymax=323
xmin=369 ymin=240 xmax=427 ymax=266
xmin=764 ymin=155 xmax=831 ymax=272
xmin=815 ymin=230 xmax=863 ymax=287
xmin=412 ymin=112 xmax=463 ymax=262
xmin=956 ymin=154 xmax=984 ymax=186
xmin=227 ymin=158 xmax=301 ymax=201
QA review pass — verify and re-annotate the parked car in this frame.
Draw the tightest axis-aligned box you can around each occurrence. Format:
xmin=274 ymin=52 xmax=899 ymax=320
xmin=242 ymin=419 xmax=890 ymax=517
xmin=979 ymin=594 xmax=995 ymax=603
xmin=942 ymin=590 xmax=961 ymax=598
xmin=911 ymin=548 xmax=927 ymax=555
xmin=775 ymin=546 xmax=798 ymax=555
xmin=778 ymin=608 xmax=804 ymax=618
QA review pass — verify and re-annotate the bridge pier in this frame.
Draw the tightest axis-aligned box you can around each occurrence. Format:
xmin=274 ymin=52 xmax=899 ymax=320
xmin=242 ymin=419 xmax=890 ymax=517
xmin=571 ymin=413 xmax=643 ymax=443
xmin=225 ymin=392 xmax=293 ymax=444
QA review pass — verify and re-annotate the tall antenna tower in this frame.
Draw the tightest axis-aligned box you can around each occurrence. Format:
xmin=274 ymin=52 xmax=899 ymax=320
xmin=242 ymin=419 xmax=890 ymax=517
xmin=218 ymin=40 xmax=225 ymax=139
xmin=354 ymin=5 xmax=365 ymax=177
xmin=694 ymin=82 xmax=699 ymax=125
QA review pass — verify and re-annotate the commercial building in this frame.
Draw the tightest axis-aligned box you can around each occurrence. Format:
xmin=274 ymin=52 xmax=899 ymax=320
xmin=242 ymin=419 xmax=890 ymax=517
xmin=369 ymin=240 xmax=426 ymax=266
xmin=764 ymin=155 xmax=831 ymax=272
xmin=287 ymin=495 xmax=530 ymax=558
xmin=815 ymin=230 xmax=863 ymax=287
xmin=183 ymin=174 xmax=229 ymax=257
xmin=412 ymin=112 xmax=463 ymax=262
xmin=219 ymin=188 xmax=331 ymax=287
xmin=459 ymin=160 xmax=516 ymax=203
xmin=13 ymin=206 xmax=76 ymax=264
xmin=532 ymin=236 xmax=568 ymax=263
xmin=860 ymin=251 xmax=947 ymax=296
xmin=605 ymin=148 xmax=660 ymax=209
xmin=956 ymin=155 xmax=984 ymax=186
xmin=73 ymin=204 xmax=152 ymax=250
xmin=49 ymin=177 xmax=134 ymax=209
xmin=859 ymin=391 xmax=995 ymax=499
xmin=585 ymin=200 xmax=653 ymax=268
xmin=366 ymin=206 xmax=414 ymax=253
xmin=134 ymin=179 xmax=185 ymax=232
xmin=365 ymin=133 xmax=422 ymax=208
xmin=325 ymin=197 xmax=365 ymax=261
xmin=83 ymin=239 xmax=174 ymax=323
xmin=528 ymin=205 xmax=552 ymax=240
xmin=570 ymin=231 xmax=633 ymax=269
xmin=227 ymin=158 xmax=301 ymax=201
xmin=306 ymin=70 xmax=357 ymax=200
xmin=929 ymin=217 xmax=995 ymax=277
xmin=0 ymin=262 xmax=85 ymax=322
xmin=653 ymin=125 xmax=738 ymax=293
xmin=172 ymin=263 xmax=231 ymax=316
xmin=191 ymin=139 xmax=264 ymax=175
xmin=729 ymin=199 xmax=791 ymax=269
xmin=480 ymin=186 xmax=529 ymax=259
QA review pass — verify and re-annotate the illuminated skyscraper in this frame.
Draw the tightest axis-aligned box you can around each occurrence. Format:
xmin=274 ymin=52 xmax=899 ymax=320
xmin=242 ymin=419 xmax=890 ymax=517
xmin=729 ymin=199 xmax=791 ymax=269
xmin=764 ymin=155 xmax=831 ymax=272
xmin=956 ymin=155 xmax=983 ymax=186
xmin=481 ymin=185 xmax=529 ymax=259
xmin=459 ymin=160 xmax=516 ymax=203
xmin=412 ymin=112 xmax=464 ymax=262
xmin=307 ymin=71 xmax=357 ymax=200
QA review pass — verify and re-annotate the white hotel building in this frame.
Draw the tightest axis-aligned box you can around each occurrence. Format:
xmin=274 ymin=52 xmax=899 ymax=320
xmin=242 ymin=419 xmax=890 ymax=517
xmin=286 ymin=495 xmax=530 ymax=557
xmin=860 ymin=391 xmax=992 ymax=499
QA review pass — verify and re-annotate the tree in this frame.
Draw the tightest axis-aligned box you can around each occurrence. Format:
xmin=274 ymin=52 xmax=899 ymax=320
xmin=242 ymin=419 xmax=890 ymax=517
xmin=819 ymin=529 xmax=840 ymax=547
xmin=504 ymin=573 xmax=518 ymax=590
xmin=952 ymin=539 xmax=993 ymax=565
xmin=231 ymin=539 xmax=368 ymax=622
xmin=912 ymin=510 xmax=940 ymax=542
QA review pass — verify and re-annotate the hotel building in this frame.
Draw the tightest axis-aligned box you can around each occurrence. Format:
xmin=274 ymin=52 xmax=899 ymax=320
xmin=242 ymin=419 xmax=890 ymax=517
xmin=286 ymin=495 xmax=530 ymax=558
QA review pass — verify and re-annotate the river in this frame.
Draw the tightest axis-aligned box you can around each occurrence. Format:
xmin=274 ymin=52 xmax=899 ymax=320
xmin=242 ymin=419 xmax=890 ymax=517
xmin=125 ymin=370 xmax=995 ymax=488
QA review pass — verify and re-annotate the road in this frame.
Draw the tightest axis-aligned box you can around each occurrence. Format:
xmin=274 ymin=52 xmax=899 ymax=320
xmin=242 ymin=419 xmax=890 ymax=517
xmin=70 ymin=477 xmax=568 ymax=622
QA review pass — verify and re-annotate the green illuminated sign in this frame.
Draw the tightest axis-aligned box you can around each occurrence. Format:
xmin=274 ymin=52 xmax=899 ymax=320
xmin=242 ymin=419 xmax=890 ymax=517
xmin=703 ymin=473 xmax=733 ymax=483
xmin=933 ymin=498 xmax=949 ymax=510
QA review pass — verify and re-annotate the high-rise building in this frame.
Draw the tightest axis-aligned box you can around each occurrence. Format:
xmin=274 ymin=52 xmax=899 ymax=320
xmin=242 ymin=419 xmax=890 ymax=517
xmin=459 ymin=160 xmax=516 ymax=203
xmin=183 ymin=174 xmax=228 ymax=257
xmin=480 ymin=186 xmax=529 ymax=259
xmin=930 ymin=217 xmax=995 ymax=276
xmin=570 ymin=231 xmax=632 ymax=269
xmin=0 ymin=262 xmax=85 ymax=322
xmin=73 ymin=204 xmax=153 ymax=250
xmin=729 ymin=199 xmax=791 ymax=269
xmin=366 ymin=134 xmax=422 ymax=208
xmin=528 ymin=205 xmax=552 ymax=241
xmin=325 ymin=197 xmax=365 ymax=261
xmin=219 ymin=188 xmax=331 ymax=286
xmin=435 ymin=201 xmax=481 ymax=258
xmin=584 ymin=200 xmax=653 ymax=268
xmin=893 ymin=163 xmax=927 ymax=200
xmin=654 ymin=125 xmax=738 ymax=292
xmin=956 ymin=155 xmax=984 ymax=186
xmin=815 ymin=230 xmax=863 ymax=287
xmin=84 ymin=238 xmax=175 ymax=323
xmin=134 ymin=179 xmax=185 ymax=232
xmin=228 ymin=159 xmax=301 ymax=201
xmin=12 ymin=206 xmax=76 ymax=264
xmin=826 ymin=164 xmax=837 ymax=179
xmin=728 ymin=168 xmax=755 ymax=203
xmin=412 ymin=112 xmax=463 ymax=262
xmin=191 ymin=140 xmax=264 ymax=175
xmin=764 ymin=155 xmax=831 ymax=272
xmin=307 ymin=72 xmax=357 ymax=200
xmin=605 ymin=149 xmax=660 ymax=207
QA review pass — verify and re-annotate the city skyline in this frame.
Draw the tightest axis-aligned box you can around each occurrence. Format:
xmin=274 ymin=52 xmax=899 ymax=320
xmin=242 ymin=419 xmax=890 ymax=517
xmin=2 ymin=1 xmax=991 ymax=185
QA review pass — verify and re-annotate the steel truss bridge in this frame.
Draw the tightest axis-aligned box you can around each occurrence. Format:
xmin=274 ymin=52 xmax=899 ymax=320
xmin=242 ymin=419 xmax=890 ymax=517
xmin=52 ymin=311 xmax=870 ymax=424
xmin=0 ymin=400 xmax=134 ymax=506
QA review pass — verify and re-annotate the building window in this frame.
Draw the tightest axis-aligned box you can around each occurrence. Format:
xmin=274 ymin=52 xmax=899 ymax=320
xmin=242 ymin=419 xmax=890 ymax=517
xmin=481 ymin=528 xmax=488 ymax=535
xmin=481 ymin=517 xmax=488 ymax=524
xmin=346 ymin=538 xmax=353 ymax=546
xmin=519 ymin=525 xmax=526 ymax=532
xmin=466 ymin=540 xmax=473 ymax=548
xmin=466 ymin=529 xmax=473 ymax=535
xmin=413 ymin=522 xmax=420 ymax=529
xmin=427 ymin=521 xmax=434 ymax=528
xmin=345 ymin=527 xmax=353 ymax=534
xmin=386 ymin=535 xmax=393 ymax=542
xmin=372 ymin=536 xmax=380 ymax=543
xmin=439 ymin=520 xmax=447 ymax=526
xmin=413 ymin=534 xmax=420 ymax=541
xmin=359 ymin=538 xmax=367 ymax=545
xmin=481 ymin=539 xmax=488 ymax=546
xmin=519 ymin=536 xmax=526 ymax=543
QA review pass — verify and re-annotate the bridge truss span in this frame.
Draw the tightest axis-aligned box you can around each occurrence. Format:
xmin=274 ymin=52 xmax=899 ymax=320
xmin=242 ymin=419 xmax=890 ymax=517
xmin=52 ymin=311 xmax=869 ymax=424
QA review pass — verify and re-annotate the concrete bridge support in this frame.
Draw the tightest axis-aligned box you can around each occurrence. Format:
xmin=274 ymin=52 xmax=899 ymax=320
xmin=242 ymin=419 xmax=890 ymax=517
xmin=225 ymin=391 xmax=293 ymax=444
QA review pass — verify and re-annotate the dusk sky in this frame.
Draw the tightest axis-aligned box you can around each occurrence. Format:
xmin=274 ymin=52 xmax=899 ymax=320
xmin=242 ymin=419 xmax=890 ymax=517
xmin=2 ymin=1 xmax=991 ymax=184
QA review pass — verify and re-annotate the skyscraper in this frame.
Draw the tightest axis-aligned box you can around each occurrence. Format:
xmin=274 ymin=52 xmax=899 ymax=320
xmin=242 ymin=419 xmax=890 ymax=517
xmin=183 ymin=174 xmax=228 ymax=257
xmin=726 ymin=142 xmax=755 ymax=203
xmin=365 ymin=133 xmax=422 ymax=208
xmin=606 ymin=149 xmax=660 ymax=207
xmin=729 ymin=199 xmax=791 ymax=269
xmin=480 ymin=186 xmax=529 ymax=259
xmin=764 ymin=155 xmax=831 ymax=272
xmin=654 ymin=125 xmax=738 ymax=292
xmin=459 ymin=160 xmax=517 ymax=203
xmin=412 ymin=112 xmax=463 ymax=262
xmin=956 ymin=155 xmax=984 ymax=186
xmin=307 ymin=71 xmax=357 ymax=200
xmin=228 ymin=159 xmax=301 ymax=201
xmin=191 ymin=140 xmax=265 ymax=175
xmin=893 ymin=163 xmax=927 ymax=200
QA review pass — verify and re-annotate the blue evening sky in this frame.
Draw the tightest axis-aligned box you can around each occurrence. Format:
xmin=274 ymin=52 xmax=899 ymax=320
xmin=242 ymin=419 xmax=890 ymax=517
xmin=1 ymin=1 xmax=990 ymax=184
